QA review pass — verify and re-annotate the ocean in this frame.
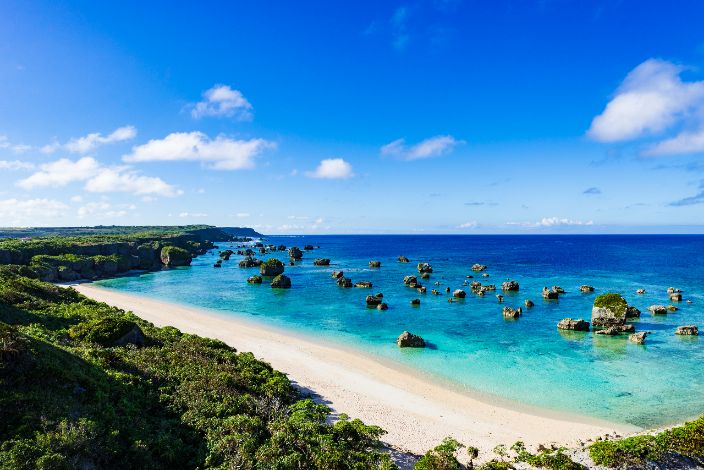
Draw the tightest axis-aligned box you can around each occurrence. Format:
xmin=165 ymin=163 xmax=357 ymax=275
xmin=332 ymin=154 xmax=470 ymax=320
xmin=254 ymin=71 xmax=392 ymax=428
xmin=95 ymin=234 xmax=704 ymax=428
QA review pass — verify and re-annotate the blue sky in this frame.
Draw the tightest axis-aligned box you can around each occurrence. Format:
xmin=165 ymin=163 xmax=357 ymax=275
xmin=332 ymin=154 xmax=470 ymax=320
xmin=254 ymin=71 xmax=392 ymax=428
xmin=1 ymin=0 xmax=704 ymax=233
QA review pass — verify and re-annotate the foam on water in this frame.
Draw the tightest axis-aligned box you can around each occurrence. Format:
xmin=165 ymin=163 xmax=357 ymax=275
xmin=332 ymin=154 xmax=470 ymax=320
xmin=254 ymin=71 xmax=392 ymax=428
xmin=96 ymin=235 xmax=704 ymax=427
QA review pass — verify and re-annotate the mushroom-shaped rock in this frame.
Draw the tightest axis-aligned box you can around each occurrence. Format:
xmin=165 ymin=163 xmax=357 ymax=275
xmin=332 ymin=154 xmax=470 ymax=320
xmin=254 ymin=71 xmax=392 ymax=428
xmin=417 ymin=263 xmax=433 ymax=274
xmin=595 ymin=326 xmax=620 ymax=336
xmin=591 ymin=293 xmax=628 ymax=328
xmin=667 ymin=305 xmax=679 ymax=312
xmin=625 ymin=306 xmax=641 ymax=318
xmin=670 ymin=293 xmax=682 ymax=302
xmin=501 ymin=280 xmax=520 ymax=291
xmin=470 ymin=281 xmax=482 ymax=289
xmin=313 ymin=258 xmax=331 ymax=266
xmin=270 ymin=274 xmax=291 ymax=289
xmin=213 ymin=261 xmax=222 ymax=268
xmin=355 ymin=281 xmax=373 ymax=288
xmin=445 ymin=287 xmax=451 ymax=293
xmin=247 ymin=275 xmax=263 ymax=284
xmin=496 ymin=294 xmax=504 ymax=303
xmin=403 ymin=275 xmax=418 ymax=285
xmin=542 ymin=287 xmax=559 ymax=300
xmin=580 ymin=285 xmax=595 ymax=293
xmin=431 ymin=289 xmax=440 ymax=295
xmin=557 ymin=318 xmax=590 ymax=331
xmin=636 ymin=289 xmax=646 ymax=295
xmin=502 ymin=306 xmax=522 ymax=319
xmin=471 ymin=263 xmax=487 ymax=271
xmin=630 ymin=332 xmax=648 ymax=344
xmin=552 ymin=286 xmax=566 ymax=294
xmin=277 ymin=245 xmax=287 ymax=251
xmin=239 ymin=257 xmax=262 ymax=268
xmin=366 ymin=294 xmax=383 ymax=307
xmin=482 ymin=273 xmax=490 ymax=278
xmin=377 ymin=302 xmax=388 ymax=311
xmin=417 ymin=286 xmax=427 ymax=294
xmin=648 ymin=305 xmax=668 ymax=315
xmin=160 ymin=246 xmax=192 ymax=267
xmin=397 ymin=331 xmax=426 ymax=348
xmin=524 ymin=299 xmax=535 ymax=308
xmin=369 ymin=260 xmax=381 ymax=268
xmin=667 ymin=287 xmax=682 ymax=294
xmin=398 ymin=256 xmax=410 ymax=263
xmin=336 ymin=276 xmax=353 ymax=288
xmin=260 ymin=258 xmax=285 ymax=277
xmin=420 ymin=272 xmax=431 ymax=280
xmin=411 ymin=298 xmax=421 ymax=306
xmin=288 ymin=247 xmax=303 ymax=260
xmin=304 ymin=244 xmax=315 ymax=251
xmin=676 ymin=325 xmax=699 ymax=336
xmin=331 ymin=271 xmax=344 ymax=279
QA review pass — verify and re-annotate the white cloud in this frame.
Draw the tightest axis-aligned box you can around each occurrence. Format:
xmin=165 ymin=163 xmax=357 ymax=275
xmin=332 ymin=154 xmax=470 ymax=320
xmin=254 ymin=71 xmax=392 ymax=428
xmin=0 ymin=198 xmax=69 ymax=225
xmin=457 ymin=221 xmax=477 ymax=229
xmin=381 ymin=135 xmax=464 ymax=160
xmin=65 ymin=126 xmax=137 ymax=153
xmin=588 ymin=59 xmax=704 ymax=143
xmin=0 ymin=160 xmax=35 ymax=170
xmin=178 ymin=212 xmax=208 ymax=218
xmin=17 ymin=157 xmax=179 ymax=197
xmin=191 ymin=85 xmax=253 ymax=120
xmin=645 ymin=127 xmax=704 ymax=156
xmin=508 ymin=217 xmax=594 ymax=228
xmin=85 ymin=167 xmax=181 ymax=197
xmin=123 ymin=131 xmax=274 ymax=170
xmin=17 ymin=157 xmax=101 ymax=189
xmin=70 ymin=195 xmax=83 ymax=203
xmin=306 ymin=158 xmax=354 ymax=179
xmin=235 ymin=212 xmax=250 ymax=218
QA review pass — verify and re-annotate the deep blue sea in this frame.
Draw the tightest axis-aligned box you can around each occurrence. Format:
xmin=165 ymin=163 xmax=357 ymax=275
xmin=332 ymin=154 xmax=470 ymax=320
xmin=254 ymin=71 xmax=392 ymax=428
xmin=96 ymin=235 xmax=704 ymax=428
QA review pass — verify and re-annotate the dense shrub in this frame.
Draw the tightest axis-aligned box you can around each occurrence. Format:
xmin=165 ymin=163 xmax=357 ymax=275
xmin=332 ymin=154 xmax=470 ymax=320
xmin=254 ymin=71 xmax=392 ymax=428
xmin=68 ymin=317 xmax=138 ymax=346
xmin=414 ymin=437 xmax=465 ymax=470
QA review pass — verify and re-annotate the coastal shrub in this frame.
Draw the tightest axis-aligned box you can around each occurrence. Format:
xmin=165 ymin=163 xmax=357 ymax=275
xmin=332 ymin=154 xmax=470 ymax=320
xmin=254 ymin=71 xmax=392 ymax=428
xmin=592 ymin=293 xmax=627 ymax=316
xmin=589 ymin=415 xmax=704 ymax=467
xmin=414 ymin=437 xmax=465 ymax=470
xmin=0 ymin=261 xmax=395 ymax=468
xmin=478 ymin=460 xmax=514 ymax=470
xmin=511 ymin=441 xmax=581 ymax=469
xmin=68 ymin=317 xmax=138 ymax=346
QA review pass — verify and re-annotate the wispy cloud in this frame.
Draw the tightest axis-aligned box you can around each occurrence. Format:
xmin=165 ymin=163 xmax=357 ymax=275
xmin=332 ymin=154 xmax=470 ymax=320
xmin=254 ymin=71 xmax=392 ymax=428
xmin=381 ymin=135 xmax=464 ymax=160
xmin=306 ymin=158 xmax=354 ymax=179
xmin=583 ymin=187 xmax=602 ymax=195
xmin=124 ymin=132 xmax=275 ymax=170
xmin=179 ymin=212 xmax=208 ymax=218
xmin=457 ymin=220 xmax=478 ymax=229
xmin=190 ymin=85 xmax=253 ymax=120
xmin=0 ymin=198 xmax=69 ymax=225
xmin=0 ymin=160 xmax=35 ymax=170
xmin=464 ymin=201 xmax=498 ymax=206
xmin=508 ymin=217 xmax=594 ymax=228
xmin=391 ymin=6 xmax=410 ymax=50
xmin=65 ymin=126 xmax=137 ymax=153
xmin=670 ymin=181 xmax=704 ymax=206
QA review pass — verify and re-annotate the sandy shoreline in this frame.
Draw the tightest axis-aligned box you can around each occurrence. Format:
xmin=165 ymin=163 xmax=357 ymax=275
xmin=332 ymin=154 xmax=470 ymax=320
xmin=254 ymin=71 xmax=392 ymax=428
xmin=72 ymin=283 xmax=639 ymax=462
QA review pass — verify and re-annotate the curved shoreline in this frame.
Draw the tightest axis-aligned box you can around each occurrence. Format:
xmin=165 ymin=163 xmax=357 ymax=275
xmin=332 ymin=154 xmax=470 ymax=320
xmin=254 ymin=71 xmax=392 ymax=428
xmin=72 ymin=283 xmax=640 ymax=459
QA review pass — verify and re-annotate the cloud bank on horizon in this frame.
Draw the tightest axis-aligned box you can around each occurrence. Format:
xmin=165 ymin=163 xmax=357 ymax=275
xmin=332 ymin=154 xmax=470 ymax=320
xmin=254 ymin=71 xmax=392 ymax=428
xmin=1 ymin=1 xmax=704 ymax=233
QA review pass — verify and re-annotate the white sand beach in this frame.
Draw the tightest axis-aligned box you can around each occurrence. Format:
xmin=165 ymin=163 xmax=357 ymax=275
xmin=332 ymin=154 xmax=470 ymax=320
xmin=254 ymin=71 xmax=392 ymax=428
xmin=73 ymin=283 xmax=639 ymax=462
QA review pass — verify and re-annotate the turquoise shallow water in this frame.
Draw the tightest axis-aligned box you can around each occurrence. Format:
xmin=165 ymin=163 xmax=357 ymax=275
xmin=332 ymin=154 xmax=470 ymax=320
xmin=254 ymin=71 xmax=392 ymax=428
xmin=96 ymin=235 xmax=704 ymax=428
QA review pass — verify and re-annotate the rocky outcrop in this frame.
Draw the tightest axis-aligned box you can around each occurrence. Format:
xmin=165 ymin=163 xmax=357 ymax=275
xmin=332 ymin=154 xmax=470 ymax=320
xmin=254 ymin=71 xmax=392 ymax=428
xmin=524 ymin=299 xmax=534 ymax=308
xmin=331 ymin=271 xmax=344 ymax=279
xmin=625 ymin=306 xmax=641 ymax=318
xmin=411 ymin=298 xmax=421 ymax=306
xmin=270 ymin=274 xmax=291 ymax=288
xmin=398 ymin=256 xmax=410 ymax=263
xmin=288 ymin=247 xmax=303 ymax=260
xmin=502 ymin=306 xmax=522 ymax=319
xmin=452 ymin=289 xmax=466 ymax=298
xmin=304 ymin=245 xmax=315 ymax=251
xmin=580 ymin=285 xmax=595 ymax=293
xmin=501 ymin=280 xmax=519 ymax=291
xmin=260 ymin=259 xmax=285 ymax=276
xmin=397 ymin=331 xmax=425 ymax=348
xmin=496 ymin=294 xmax=504 ymax=303
xmin=403 ymin=275 xmax=418 ymax=286
xmin=557 ymin=318 xmax=590 ymax=331
xmin=355 ymin=281 xmax=372 ymax=288
xmin=629 ymin=332 xmax=648 ymax=344
xmin=471 ymin=263 xmax=487 ymax=271
xmin=591 ymin=293 xmax=628 ymax=329
xmin=417 ymin=286 xmax=427 ymax=294
xmin=636 ymin=288 xmax=646 ymax=294
xmin=247 ymin=275 xmax=263 ymax=284
xmin=648 ymin=305 xmax=668 ymax=315
xmin=542 ymin=287 xmax=559 ymax=300
xmin=377 ymin=303 xmax=388 ymax=311
xmin=239 ymin=257 xmax=262 ymax=268
xmin=670 ymin=292 xmax=682 ymax=302
xmin=336 ymin=277 xmax=352 ymax=288
xmin=675 ymin=325 xmax=699 ymax=336
xmin=160 ymin=246 xmax=192 ymax=267
xmin=366 ymin=294 xmax=383 ymax=307
xmin=313 ymin=258 xmax=330 ymax=266
xmin=417 ymin=263 xmax=433 ymax=274
xmin=369 ymin=260 xmax=381 ymax=268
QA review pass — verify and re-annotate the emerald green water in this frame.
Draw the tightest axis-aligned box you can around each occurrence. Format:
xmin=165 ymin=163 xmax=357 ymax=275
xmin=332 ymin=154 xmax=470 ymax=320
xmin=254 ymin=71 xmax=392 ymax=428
xmin=96 ymin=235 xmax=704 ymax=428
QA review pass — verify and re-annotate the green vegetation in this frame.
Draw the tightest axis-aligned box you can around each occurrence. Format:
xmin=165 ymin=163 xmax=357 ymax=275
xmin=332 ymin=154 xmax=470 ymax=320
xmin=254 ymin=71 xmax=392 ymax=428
xmin=414 ymin=437 xmax=466 ymax=470
xmin=0 ymin=270 xmax=395 ymax=469
xmin=590 ymin=416 xmax=704 ymax=467
xmin=511 ymin=442 xmax=582 ymax=469
xmin=593 ymin=293 xmax=627 ymax=316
